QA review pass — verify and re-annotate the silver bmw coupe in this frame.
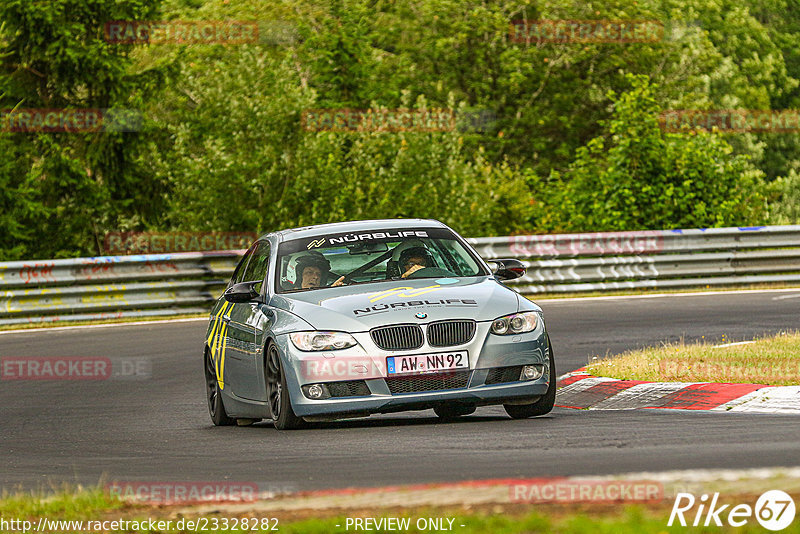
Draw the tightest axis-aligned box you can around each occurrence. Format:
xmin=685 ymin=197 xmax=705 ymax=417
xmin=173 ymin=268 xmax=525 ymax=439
xmin=204 ymin=219 xmax=555 ymax=429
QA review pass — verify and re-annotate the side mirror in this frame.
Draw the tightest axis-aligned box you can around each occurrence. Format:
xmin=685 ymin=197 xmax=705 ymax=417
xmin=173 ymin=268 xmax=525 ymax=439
xmin=224 ymin=281 xmax=260 ymax=303
xmin=490 ymin=259 xmax=526 ymax=281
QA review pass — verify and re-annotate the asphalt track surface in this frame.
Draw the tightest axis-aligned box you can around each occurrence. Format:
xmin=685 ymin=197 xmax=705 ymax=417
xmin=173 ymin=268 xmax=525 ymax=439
xmin=1 ymin=290 xmax=799 ymax=491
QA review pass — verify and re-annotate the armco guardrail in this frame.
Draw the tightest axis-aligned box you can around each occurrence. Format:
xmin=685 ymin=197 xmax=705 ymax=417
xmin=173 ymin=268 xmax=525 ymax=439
xmin=2 ymin=225 xmax=799 ymax=326
xmin=467 ymin=225 xmax=800 ymax=294
xmin=0 ymin=251 xmax=242 ymax=326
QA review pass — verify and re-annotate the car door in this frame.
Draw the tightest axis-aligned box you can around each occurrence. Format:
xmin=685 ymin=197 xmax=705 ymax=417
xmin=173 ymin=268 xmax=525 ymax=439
xmin=208 ymin=242 xmax=255 ymax=391
xmin=226 ymin=240 xmax=271 ymax=400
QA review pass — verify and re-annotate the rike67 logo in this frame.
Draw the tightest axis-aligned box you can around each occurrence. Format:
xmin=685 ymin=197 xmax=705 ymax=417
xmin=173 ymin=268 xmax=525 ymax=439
xmin=669 ymin=490 xmax=796 ymax=531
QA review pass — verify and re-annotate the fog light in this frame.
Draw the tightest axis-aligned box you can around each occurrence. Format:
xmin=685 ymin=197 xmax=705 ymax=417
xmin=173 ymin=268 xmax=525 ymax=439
xmin=521 ymin=364 xmax=544 ymax=380
xmin=307 ymin=384 xmax=324 ymax=398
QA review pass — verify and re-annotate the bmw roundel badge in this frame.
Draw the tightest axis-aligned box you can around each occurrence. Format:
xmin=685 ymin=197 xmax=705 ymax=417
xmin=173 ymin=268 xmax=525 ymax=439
xmin=415 ymin=312 xmax=427 ymax=319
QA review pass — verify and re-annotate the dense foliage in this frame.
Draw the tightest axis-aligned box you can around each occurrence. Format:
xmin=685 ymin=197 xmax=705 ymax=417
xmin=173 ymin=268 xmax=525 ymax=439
xmin=2 ymin=0 xmax=800 ymax=259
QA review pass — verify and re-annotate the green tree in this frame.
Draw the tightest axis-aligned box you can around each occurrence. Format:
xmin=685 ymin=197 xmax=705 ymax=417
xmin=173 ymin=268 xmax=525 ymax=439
xmin=6 ymin=0 xmax=800 ymax=261
xmin=545 ymin=74 xmax=766 ymax=232
xmin=363 ymin=0 xmax=797 ymax=175
xmin=0 ymin=132 xmax=47 ymax=260
xmin=0 ymin=0 xmax=166 ymax=258
xmin=769 ymin=170 xmax=800 ymax=224
xmin=294 ymin=0 xmax=380 ymax=107
xmin=147 ymin=43 xmax=533 ymax=237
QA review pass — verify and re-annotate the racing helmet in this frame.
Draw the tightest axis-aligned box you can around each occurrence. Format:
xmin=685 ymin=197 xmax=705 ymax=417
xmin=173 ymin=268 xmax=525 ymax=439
xmin=398 ymin=246 xmax=435 ymax=272
xmin=294 ymin=251 xmax=331 ymax=285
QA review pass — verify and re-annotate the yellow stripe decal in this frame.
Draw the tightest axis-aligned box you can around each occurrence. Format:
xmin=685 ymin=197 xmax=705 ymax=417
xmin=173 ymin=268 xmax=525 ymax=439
xmin=215 ymin=317 xmax=226 ymax=363
xmin=401 ymin=285 xmax=442 ymax=298
xmin=369 ymin=287 xmax=412 ymax=303
xmin=216 ymin=322 xmax=228 ymax=389
xmin=207 ymin=301 xmax=228 ymax=350
xmin=368 ymin=285 xmax=443 ymax=302
xmin=219 ymin=326 xmax=228 ymax=390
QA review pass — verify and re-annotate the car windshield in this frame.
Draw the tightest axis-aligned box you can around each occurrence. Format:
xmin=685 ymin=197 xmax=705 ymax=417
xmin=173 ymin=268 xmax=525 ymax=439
xmin=276 ymin=227 xmax=487 ymax=293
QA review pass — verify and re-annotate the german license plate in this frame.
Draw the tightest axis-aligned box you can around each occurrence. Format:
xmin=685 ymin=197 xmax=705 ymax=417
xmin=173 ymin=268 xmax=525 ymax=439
xmin=387 ymin=351 xmax=468 ymax=376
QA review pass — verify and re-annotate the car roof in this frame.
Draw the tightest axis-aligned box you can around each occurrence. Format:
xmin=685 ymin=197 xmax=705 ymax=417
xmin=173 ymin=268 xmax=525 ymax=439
xmin=260 ymin=218 xmax=450 ymax=242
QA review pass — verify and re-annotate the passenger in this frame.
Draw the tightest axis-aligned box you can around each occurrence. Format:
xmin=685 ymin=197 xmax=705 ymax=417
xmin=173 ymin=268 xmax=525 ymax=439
xmin=398 ymin=246 xmax=432 ymax=278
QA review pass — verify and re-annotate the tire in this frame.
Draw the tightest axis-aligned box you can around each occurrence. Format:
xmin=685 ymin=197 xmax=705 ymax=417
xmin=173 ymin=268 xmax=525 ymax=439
xmin=265 ymin=342 xmax=305 ymax=430
xmin=504 ymin=335 xmax=556 ymax=419
xmin=433 ymin=405 xmax=476 ymax=419
xmin=205 ymin=350 xmax=235 ymax=426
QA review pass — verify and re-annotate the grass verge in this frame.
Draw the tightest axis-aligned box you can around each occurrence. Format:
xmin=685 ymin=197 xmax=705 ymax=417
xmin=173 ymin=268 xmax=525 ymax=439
xmin=585 ymin=331 xmax=800 ymax=385
xmin=2 ymin=487 xmax=798 ymax=533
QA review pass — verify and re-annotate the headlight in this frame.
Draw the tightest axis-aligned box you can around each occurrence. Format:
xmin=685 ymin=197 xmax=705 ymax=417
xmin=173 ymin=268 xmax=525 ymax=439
xmin=289 ymin=331 xmax=358 ymax=351
xmin=490 ymin=312 xmax=539 ymax=335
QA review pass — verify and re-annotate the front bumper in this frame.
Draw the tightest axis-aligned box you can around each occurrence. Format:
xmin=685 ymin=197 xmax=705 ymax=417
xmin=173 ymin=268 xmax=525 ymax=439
xmin=276 ymin=320 xmax=551 ymax=419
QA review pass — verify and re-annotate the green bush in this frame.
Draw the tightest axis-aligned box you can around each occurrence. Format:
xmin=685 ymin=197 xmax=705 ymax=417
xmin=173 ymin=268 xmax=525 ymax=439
xmin=4 ymin=0 xmax=800 ymax=261
xmin=147 ymin=47 xmax=533 ymax=237
xmin=0 ymin=133 xmax=47 ymax=260
xmin=542 ymin=74 xmax=767 ymax=232
xmin=769 ymin=170 xmax=800 ymax=224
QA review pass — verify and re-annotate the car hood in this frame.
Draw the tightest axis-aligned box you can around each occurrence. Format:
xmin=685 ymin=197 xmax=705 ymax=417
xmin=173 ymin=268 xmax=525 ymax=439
xmin=270 ymin=277 xmax=532 ymax=331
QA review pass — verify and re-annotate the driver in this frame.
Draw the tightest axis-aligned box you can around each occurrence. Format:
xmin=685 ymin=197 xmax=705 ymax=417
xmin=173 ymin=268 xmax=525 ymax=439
xmin=398 ymin=246 xmax=432 ymax=278
xmin=329 ymin=245 xmax=434 ymax=286
xmin=295 ymin=252 xmax=331 ymax=289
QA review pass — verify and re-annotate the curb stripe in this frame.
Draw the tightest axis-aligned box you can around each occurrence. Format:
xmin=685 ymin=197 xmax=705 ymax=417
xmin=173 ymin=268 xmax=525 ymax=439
xmin=648 ymin=383 xmax=769 ymax=410
xmin=555 ymin=376 xmax=617 ymax=409
xmin=713 ymin=386 xmax=800 ymax=413
xmin=291 ymin=477 xmax=564 ymax=499
xmin=591 ymin=382 xmax=694 ymax=410
xmin=555 ymin=370 xmax=797 ymax=413
xmin=558 ymin=380 xmax=646 ymax=409
xmin=557 ymin=373 xmax=591 ymax=388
